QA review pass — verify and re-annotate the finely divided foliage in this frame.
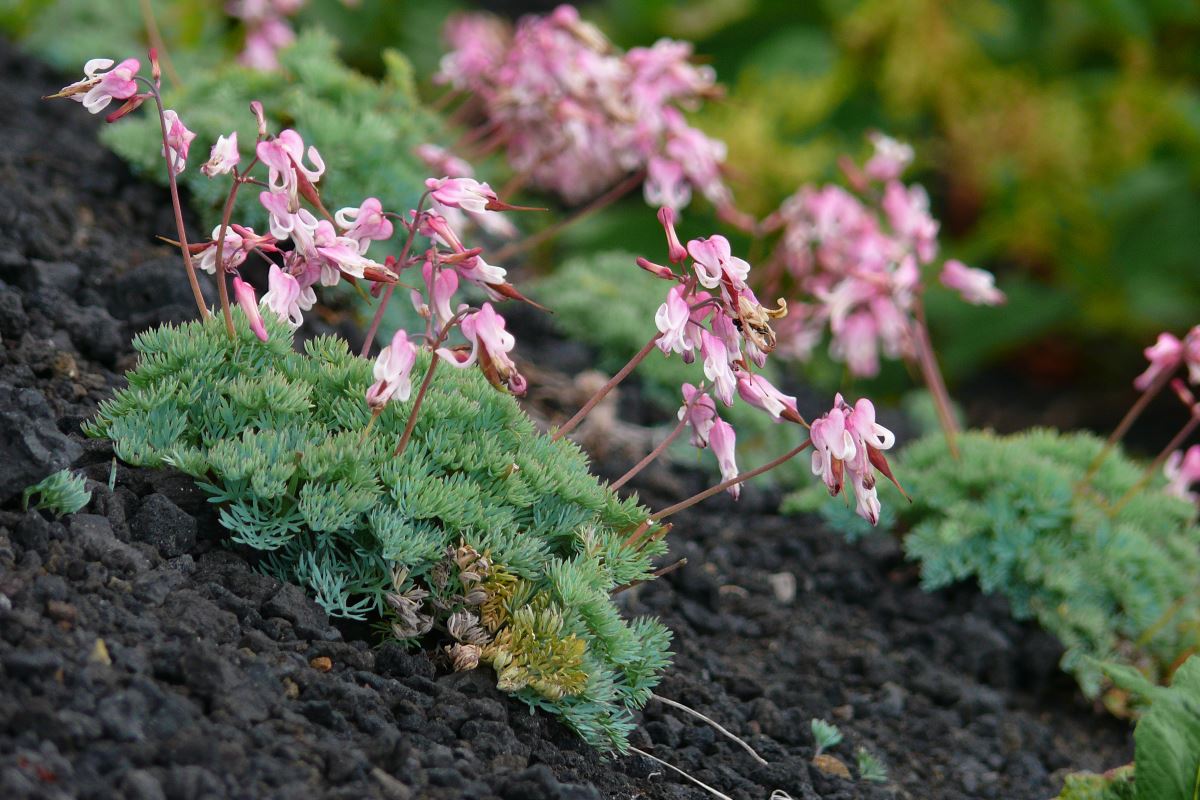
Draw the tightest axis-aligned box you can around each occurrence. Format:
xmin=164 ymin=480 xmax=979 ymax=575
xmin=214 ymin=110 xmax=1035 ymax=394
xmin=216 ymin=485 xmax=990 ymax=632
xmin=85 ymin=313 xmax=669 ymax=750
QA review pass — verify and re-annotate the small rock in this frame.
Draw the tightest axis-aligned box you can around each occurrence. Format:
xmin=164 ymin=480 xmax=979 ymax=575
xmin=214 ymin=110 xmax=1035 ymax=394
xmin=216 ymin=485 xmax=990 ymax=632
xmin=310 ymin=656 xmax=333 ymax=672
xmin=768 ymin=572 xmax=797 ymax=604
xmin=89 ymin=638 xmax=112 ymax=666
xmin=811 ymin=754 xmax=852 ymax=779
xmin=130 ymin=494 xmax=197 ymax=559
xmin=0 ymin=383 xmax=82 ymax=504
xmin=45 ymin=600 xmax=76 ymax=624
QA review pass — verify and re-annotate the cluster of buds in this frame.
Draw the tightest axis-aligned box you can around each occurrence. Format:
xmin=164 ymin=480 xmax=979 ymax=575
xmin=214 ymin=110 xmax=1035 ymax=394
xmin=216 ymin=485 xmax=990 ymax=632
xmin=433 ymin=5 xmax=736 ymax=220
xmin=227 ymin=0 xmax=305 ymax=70
xmin=762 ymin=132 xmax=1005 ymax=377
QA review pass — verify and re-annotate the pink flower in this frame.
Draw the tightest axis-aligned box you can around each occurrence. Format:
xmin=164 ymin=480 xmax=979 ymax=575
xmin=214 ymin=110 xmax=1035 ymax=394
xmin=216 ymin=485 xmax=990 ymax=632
xmin=1164 ymin=445 xmax=1200 ymax=502
xmin=1134 ymin=332 xmax=1183 ymax=390
xmin=709 ymin=417 xmax=740 ymax=499
xmin=832 ymin=312 xmax=881 ymax=378
xmin=1185 ymin=326 xmax=1200 ymax=385
xmin=700 ymin=330 xmax=736 ymax=407
xmin=656 ymin=206 xmax=688 ymax=264
xmin=655 ymin=284 xmax=693 ymax=357
xmin=335 ymin=198 xmax=393 ymax=253
xmin=366 ymin=329 xmax=418 ymax=410
xmin=48 ymin=58 xmax=141 ymax=114
xmin=645 ymin=157 xmax=691 ymax=212
xmin=414 ymin=144 xmax=475 ymax=179
xmin=735 ymin=371 xmax=802 ymax=424
xmin=679 ymin=383 xmax=717 ymax=448
xmin=438 ymin=303 xmax=526 ymax=395
xmin=843 ymin=395 xmax=902 ymax=523
xmin=232 ymin=276 xmax=268 ymax=341
xmin=455 ymin=254 xmax=509 ymax=298
xmin=260 ymin=264 xmax=304 ymax=328
xmin=312 ymin=220 xmax=387 ymax=284
xmin=413 ymin=262 xmax=460 ymax=329
xmin=424 ymin=177 xmax=499 ymax=214
xmin=940 ymin=259 xmax=1004 ymax=306
xmin=810 ymin=403 xmax=854 ymax=495
xmin=161 ymin=110 xmax=196 ymax=175
xmin=882 ymin=181 xmax=938 ymax=264
xmin=196 ymin=225 xmax=276 ymax=275
xmin=256 ymin=129 xmax=325 ymax=204
xmin=201 ymin=132 xmax=241 ymax=178
xmin=864 ymin=133 xmax=913 ymax=182
xmin=687 ymin=235 xmax=749 ymax=291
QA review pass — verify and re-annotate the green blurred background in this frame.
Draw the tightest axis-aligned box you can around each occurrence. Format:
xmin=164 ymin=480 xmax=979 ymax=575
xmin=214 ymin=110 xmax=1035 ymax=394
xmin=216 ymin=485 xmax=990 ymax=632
xmin=5 ymin=0 xmax=1200 ymax=433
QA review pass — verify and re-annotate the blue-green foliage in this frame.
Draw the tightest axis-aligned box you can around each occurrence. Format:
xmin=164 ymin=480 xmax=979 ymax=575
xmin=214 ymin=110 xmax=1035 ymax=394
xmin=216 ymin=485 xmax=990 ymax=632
xmin=85 ymin=311 xmax=672 ymax=751
xmin=534 ymin=250 xmax=808 ymax=482
xmin=100 ymin=29 xmax=439 ymax=237
xmin=1055 ymin=656 xmax=1200 ymax=800
xmin=23 ymin=469 xmax=91 ymax=516
xmin=786 ymin=429 xmax=1200 ymax=697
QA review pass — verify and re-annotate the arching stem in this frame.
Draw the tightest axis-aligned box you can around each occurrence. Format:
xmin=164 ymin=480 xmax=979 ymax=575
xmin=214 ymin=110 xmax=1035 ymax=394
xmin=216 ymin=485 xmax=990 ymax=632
xmin=491 ymin=170 xmax=645 ymax=264
xmin=649 ymin=439 xmax=813 ymax=522
xmin=140 ymin=77 xmax=208 ymax=320
xmin=552 ymin=331 xmax=662 ymax=441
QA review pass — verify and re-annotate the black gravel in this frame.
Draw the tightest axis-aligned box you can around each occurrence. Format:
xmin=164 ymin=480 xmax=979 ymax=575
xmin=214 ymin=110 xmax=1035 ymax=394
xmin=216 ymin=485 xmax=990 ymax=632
xmin=0 ymin=38 xmax=1132 ymax=800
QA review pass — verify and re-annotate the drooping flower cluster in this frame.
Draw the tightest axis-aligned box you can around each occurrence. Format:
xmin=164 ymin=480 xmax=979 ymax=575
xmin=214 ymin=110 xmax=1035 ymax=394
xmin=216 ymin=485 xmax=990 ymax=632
xmin=227 ymin=0 xmax=305 ymax=70
xmin=635 ymin=207 xmax=897 ymax=521
xmin=1134 ymin=327 xmax=1200 ymax=390
xmin=433 ymin=5 xmax=734 ymax=217
xmin=763 ymin=133 xmax=1005 ymax=377
xmin=809 ymin=395 xmax=900 ymax=524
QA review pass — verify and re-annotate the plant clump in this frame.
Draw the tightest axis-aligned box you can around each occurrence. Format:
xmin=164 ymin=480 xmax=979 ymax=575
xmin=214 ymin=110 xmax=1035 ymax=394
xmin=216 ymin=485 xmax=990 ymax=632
xmin=85 ymin=312 xmax=669 ymax=750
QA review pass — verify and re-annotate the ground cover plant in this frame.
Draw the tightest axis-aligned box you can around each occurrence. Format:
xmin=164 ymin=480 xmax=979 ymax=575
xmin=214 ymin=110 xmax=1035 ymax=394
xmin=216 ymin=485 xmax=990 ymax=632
xmin=42 ymin=42 xmax=907 ymax=762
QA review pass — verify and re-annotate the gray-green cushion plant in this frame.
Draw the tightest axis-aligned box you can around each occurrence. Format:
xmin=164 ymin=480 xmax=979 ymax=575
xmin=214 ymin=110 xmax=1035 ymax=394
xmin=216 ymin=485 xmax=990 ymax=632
xmin=85 ymin=310 xmax=671 ymax=750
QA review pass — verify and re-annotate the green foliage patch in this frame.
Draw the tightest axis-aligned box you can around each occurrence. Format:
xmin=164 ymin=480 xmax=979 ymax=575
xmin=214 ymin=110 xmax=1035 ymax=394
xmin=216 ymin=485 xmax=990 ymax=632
xmin=786 ymin=429 xmax=1200 ymax=697
xmin=85 ymin=311 xmax=671 ymax=751
xmin=1055 ymin=656 xmax=1200 ymax=800
xmin=23 ymin=469 xmax=91 ymax=516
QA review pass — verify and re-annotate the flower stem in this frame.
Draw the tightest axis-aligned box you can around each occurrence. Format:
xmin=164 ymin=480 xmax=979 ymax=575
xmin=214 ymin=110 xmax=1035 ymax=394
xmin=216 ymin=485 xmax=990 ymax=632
xmin=552 ymin=330 xmax=662 ymax=442
xmin=1109 ymin=411 xmax=1200 ymax=516
xmin=143 ymin=79 xmax=208 ymax=321
xmin=1084 ymin=366 xmax=1174 ymax=482
xmin=611 ymin=414 xmax=689 ymax=491
xmin=360 ymin=193 xmax=428 ymax=357
xmin=393 ymin=354 xmax=440 ymax=459
xmin=610 ymin=384 xmax=706 ymax=490
xmin=138 ymin=0 xmax=182 ymax=89
xmin=910 ymin=296 xmax=958 ymax=459
xmin=491 ymin=170 xmax=645 ymax=264
xmin=649 ymin=439 xmax=812 ymax=522
xmin=212 ymin=164 xmax=256 ymax=339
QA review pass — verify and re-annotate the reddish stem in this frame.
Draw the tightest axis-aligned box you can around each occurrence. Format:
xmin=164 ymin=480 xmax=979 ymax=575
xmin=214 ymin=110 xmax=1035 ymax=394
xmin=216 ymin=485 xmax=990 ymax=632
xmin=552 ymin=331 xmax=662 ymax=442
xmin=1085 ymin=366 xmax=1175 ymax=481
xmin=393 ymin=353 xmax=440 ymax=459
xmin=360 ymin=193 xmax=430 ymax=358
xmin=211 ymin=159 xmax=258 ymax=339
xmin=141 ymin=78 xmax=208 ymax=320
xmin=611 ymin=386 xmax=706 ymax=490
xmin=648 ymin=439 xmax=812 ymax=522
xmin=1109 ymin=410 xmax=1200 ymax=516
xmin=910 ymin=296 xmax=959 ymax=459
xmin=491 ymin=170 xmax=645 ymax=264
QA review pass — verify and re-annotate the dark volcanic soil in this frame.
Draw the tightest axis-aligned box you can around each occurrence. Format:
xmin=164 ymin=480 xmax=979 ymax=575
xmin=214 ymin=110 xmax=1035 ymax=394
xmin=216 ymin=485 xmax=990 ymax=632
xmin=0 ymin=39 xmax=1132 ymax=800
